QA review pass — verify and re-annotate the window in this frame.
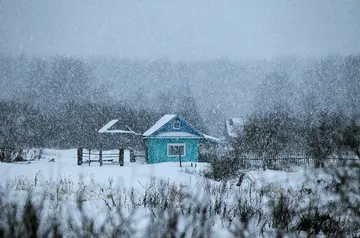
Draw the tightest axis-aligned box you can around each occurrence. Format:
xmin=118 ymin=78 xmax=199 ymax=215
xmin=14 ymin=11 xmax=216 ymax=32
xmin=167 ymin=143 xmax=186 ymax=156
xmin=173 ymin=120 xmax=180 ymax=129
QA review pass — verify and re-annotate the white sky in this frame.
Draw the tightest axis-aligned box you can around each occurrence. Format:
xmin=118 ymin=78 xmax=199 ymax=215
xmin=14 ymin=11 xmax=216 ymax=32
xmin=1 ymin=0 xmax=359 ymax=60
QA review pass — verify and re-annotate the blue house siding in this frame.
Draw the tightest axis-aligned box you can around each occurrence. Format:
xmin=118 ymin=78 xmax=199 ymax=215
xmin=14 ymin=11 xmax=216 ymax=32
xmin=143 ymin=114 xmax=206 ymax=164
xmin=146 ymin=138 xmax=199 ymax=164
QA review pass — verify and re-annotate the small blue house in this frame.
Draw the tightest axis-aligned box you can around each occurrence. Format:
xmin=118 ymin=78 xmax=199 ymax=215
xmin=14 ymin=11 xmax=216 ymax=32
xmin=143 ymin=114 xmax=218 ymax=164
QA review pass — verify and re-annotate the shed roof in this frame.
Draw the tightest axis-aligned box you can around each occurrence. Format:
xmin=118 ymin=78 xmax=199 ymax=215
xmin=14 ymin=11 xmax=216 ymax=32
xmin=98 ymin=119 xmax=140 ymax=135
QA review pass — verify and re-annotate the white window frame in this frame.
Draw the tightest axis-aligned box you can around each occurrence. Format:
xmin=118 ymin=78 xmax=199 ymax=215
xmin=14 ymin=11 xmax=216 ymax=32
xmin=167 ymin=143 xmax=186 ymax=157
xmin=173 ymin=121 xmax=181 ymax=129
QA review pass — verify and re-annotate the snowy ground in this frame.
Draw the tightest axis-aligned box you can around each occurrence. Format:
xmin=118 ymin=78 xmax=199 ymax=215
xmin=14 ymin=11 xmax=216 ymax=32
xmin=1 ymin=149 xmax=210 ymax=190
xmin=0 ymin=149 xmax=330 ymax=190
xmin=0 ymin=149 xmax=345 ymax=237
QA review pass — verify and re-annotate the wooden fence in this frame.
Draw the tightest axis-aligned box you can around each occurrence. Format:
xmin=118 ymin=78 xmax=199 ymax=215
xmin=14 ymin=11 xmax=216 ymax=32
xmin=77 ymin=148 xmax=147 ymax=166
xmin=77 ymin=148 xmax=137 ymax=167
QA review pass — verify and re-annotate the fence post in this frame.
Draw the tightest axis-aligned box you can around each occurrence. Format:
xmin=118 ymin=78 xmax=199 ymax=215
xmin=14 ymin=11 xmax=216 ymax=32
xmin=119 ymin=149 xmax=124 ymax=166
xmin=77 ymin=148 xmax=83 ymax=165
xmin=88 ymin=149 xmax=91 ymax=166
xmin=130 ymin=149 xmax=135 ymax=162
xmin=99 ymin=148 xmax=103 ymax=167
xmin=0 ymin=148 xmax=4 ymax=162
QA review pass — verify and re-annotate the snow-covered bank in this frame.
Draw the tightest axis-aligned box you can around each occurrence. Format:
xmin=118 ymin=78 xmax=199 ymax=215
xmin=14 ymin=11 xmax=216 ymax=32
xmin=0 ymin=149 xmax=359 ymax=237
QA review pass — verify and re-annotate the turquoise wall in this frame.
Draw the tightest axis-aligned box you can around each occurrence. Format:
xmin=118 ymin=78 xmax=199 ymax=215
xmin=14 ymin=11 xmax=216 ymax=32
xmin=146 ymin=138 xmax=199 ymax=164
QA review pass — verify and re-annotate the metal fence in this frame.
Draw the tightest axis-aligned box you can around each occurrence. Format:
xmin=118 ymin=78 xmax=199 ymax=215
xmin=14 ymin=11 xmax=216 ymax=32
xmin=239 ymin=156 xmax=358 ymax=169
xmin=199 ymin=151 xmax=359 ymax=168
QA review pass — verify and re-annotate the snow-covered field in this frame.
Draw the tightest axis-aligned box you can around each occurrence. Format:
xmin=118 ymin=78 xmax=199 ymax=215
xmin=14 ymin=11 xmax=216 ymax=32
xmin=0 ymin=149 xmax=357 ymax=237
xmin=0 ymin=149 xmax=329 ymax=190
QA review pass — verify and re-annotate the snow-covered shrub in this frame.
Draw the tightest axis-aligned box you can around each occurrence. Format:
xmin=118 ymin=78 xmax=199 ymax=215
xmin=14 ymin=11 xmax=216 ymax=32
xmin=242 ymin=109 xmax=293 ymax=171
xmin=296 ymin=206 xmax=343 ymax=237
xmin=5 ymin=176 xmax=34 ymax=192
xmin=270 ymin=191 xmax=295 ymax=231
xmin=42 ymin=177 xmax=74 ymax=203
xmin=0 ymin=148 xmax=46 ymax=163
xmin=205 ymin=154 xmax=242 ymax=181
xmin=304 ymin=110 xmax=345 ymax=168
xmin=0 ymin=148 xmax=19 ymax=163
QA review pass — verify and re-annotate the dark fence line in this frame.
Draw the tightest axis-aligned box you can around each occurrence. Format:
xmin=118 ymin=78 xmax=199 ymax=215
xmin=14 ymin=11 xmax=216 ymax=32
xmin=199 ymin=151 xmax=358 ymax=168
xmin=239 ymin=156 xmax=358 ymax=169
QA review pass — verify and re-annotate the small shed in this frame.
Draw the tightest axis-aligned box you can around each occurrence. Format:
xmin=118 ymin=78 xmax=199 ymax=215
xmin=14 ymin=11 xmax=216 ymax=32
xmin=143 ymin=114 xmax=219 ymax=164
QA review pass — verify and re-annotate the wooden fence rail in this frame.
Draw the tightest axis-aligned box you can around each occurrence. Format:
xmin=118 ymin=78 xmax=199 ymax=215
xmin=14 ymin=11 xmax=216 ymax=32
xmin=77 ymin=148 xmax=133 ymax=167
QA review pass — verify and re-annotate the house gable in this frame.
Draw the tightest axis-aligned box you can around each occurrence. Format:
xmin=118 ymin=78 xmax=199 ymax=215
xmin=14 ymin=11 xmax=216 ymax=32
xmin=145 ymin=115 xmax=204 ymax=138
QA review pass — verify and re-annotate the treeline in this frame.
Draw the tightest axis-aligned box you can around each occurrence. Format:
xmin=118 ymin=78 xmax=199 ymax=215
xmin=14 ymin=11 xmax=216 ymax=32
xmin=0 ymin=55 xmax=96 ymax=107
xmin=0 ymin=54 xmax=207 ymax=149
xmin=0 ymin=99 xmax=207 ymax=150
xmin=0 ymin=100 xmax=160 ymax=149
xmin=230 ymin=107 xmax=360 ymax=169
xmin=2 ymin=53 xmax=360 ymax=135
xmin=1 ymin=53 xmax=360 ymax=150
xmin=253 ymin=55 xmax=360 ymax=118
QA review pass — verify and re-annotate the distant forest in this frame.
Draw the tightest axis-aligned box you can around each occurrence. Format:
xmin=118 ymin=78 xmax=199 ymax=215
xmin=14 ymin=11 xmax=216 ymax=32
xmin=0 ymin=53 xmax=359 ymax=149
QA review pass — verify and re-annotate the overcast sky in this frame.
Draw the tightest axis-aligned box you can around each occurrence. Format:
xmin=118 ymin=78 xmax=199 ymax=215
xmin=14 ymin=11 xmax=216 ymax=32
xmin=1 ymin=0 xmax=359 ymax=60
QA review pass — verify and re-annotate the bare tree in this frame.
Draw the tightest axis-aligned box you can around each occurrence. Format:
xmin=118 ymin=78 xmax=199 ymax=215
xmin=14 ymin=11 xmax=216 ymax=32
xmin=243 ymin=108 xmax=292 ymax=170
xmin=305 ymin=110 xmax=344 ymax=168
xmin=341 ymin=117 xmax=360 ymax=158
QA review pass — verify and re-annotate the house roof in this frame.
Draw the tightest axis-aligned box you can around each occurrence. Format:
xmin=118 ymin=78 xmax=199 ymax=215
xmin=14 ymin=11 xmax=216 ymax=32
xmin=143 ymin=114 xmax=177 ymax=136
xmin=225 ymin=118 xmax=245 ymax=138
xmin=143 ymin=114 xmax=222 ymax=142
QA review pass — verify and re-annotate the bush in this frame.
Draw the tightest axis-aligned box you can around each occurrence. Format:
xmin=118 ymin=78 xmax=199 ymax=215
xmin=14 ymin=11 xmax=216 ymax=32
xmin=205 ymin=155 xmax=242 ymax=181
xmin=296 ymin=207 xmax=343 ymax=236
xmin=0 ymin=148 xmax=44 ymax=163
xmin=0 ymin=148 xmax=17 ymax=163
xmin=270 ymin=191 xmax=294 ymax=231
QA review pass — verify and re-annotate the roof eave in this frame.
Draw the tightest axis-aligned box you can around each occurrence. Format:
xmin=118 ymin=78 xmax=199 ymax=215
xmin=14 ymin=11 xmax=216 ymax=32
xmin=143 ymin=136 xmax=204 ymax=139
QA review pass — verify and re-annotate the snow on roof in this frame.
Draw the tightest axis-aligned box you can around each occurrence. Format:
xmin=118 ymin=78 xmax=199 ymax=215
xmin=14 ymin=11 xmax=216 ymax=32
xmin=98 ymin=119 xmax=141 ymax=135
xmin=143 ymin=114 xmax=177 ymax=136
xmin=203 ymin=134 xmax=222 ymax=142
xmin=102 ymin=129 xmax=139 ymax=135
xmin=226 ymin=118 xmax=245 ymax=138
xmin=98 ymin=119 xmax=119 ymax=133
